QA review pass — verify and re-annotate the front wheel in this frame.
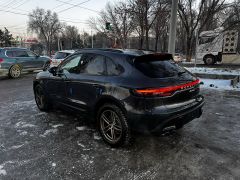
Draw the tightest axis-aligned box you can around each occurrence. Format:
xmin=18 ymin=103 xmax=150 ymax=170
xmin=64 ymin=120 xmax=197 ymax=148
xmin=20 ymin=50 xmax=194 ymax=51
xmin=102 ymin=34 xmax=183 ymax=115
xmin=203 ymin=55 xmax=215 ymax=65
xmin=34 ymin=84 xmax=51 ymax=111
xmin=97 ymin=104 xmax=131 ymax=147
xmin=9 ymin=65 xmax=21 ymax=78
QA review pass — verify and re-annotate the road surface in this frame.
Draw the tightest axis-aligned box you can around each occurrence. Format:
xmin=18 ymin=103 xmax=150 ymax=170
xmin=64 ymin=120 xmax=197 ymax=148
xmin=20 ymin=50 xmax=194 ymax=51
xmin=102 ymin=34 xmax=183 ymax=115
xmin=0 ymin=73 xmax=240 ymax=179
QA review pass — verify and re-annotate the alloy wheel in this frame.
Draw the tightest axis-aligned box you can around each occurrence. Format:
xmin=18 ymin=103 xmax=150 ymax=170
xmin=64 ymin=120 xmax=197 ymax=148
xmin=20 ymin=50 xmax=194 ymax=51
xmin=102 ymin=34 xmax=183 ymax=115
xmin=10 ymin=65 xmax=21 ymax=78
xmin=35 ymin=86 xmax=44 ymax=108
xmin=100 ymin=110 xmax=123 ymax=144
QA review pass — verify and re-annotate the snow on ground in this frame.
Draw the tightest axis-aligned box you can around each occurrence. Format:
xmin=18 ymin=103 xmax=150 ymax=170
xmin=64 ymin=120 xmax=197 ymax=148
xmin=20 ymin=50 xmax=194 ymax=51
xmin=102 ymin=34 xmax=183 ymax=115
xmin=186 ymin=67 xmax=240 ymax=76
xmin=40 ymin=129 xmax=58 ymax=137
xmin=0 ymin=165 xmax=6 ymax=176
xmin=76 ymin=126 xmax=88 ymax=131
xmin=200 ymin=78 xmax=240 ymax=91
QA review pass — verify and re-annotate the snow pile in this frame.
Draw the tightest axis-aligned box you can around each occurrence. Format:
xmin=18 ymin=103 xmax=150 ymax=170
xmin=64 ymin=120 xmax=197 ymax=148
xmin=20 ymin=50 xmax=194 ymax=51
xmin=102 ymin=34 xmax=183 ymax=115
xmin=186 ymin=67 xmax=240 ymax=76
xmin=200 ymin=79 xmax=240 ymax=91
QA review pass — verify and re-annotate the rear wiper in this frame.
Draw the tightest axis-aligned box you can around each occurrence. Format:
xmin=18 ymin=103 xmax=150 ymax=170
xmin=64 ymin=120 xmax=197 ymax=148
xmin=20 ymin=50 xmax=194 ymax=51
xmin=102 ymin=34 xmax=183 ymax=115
xmin=178 ymin=71 xmax=186 ymax=76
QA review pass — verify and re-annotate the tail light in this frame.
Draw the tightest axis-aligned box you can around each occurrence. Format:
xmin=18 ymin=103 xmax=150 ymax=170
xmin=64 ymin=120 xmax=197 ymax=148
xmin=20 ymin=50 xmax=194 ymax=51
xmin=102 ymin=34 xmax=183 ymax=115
xmin=0 ymin=58 xmax=4 ymax=63
xmin=133 ymin=79 xmax=200 ymax=97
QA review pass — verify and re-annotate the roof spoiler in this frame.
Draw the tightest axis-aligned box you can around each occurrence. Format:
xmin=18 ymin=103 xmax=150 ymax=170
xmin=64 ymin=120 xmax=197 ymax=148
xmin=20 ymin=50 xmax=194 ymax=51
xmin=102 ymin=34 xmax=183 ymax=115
xmin=134 ymin=53 xmax=173 ymax=62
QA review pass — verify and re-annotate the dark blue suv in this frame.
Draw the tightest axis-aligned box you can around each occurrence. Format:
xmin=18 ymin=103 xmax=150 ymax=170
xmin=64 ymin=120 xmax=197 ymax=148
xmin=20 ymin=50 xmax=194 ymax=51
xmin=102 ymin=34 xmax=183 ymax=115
xmin=33 ymin=49 xmax=204 ymax=147
xmin=0 ymin=47 xmax=51 ymax=78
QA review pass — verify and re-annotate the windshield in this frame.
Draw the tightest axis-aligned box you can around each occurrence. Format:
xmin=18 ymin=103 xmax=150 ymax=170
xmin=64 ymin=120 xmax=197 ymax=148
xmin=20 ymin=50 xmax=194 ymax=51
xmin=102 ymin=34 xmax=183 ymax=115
xmin=199 ymin=36 xmax=216 ymax=45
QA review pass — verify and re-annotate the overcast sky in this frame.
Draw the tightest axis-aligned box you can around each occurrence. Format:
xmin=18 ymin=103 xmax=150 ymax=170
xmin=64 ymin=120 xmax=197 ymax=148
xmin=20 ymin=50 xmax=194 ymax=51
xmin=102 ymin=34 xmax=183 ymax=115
xmin=0 ymin=0 xmax=120 ymax=37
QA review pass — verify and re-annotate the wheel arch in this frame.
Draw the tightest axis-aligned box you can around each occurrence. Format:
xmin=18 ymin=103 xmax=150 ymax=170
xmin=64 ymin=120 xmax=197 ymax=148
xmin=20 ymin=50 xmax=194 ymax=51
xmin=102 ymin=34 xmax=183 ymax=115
xmin=94 ymin=96 xmax=127 ymax=120
xmin=203 ymin=54 xmax=216 ymax=60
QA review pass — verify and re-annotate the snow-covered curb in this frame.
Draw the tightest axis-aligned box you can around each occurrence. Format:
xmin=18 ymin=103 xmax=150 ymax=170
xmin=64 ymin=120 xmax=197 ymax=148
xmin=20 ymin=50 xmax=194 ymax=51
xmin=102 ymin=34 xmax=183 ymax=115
xmin=200 ymin=78 xmax=240 ymax=91
xmin=186 ymin=67 xmax=240 ymax=76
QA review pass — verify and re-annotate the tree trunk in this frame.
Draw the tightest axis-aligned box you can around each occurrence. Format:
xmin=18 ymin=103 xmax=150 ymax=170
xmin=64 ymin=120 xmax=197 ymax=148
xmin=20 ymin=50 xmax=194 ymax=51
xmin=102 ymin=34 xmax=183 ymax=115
xmin=154 ymin=33 xmax=159 ymax=52
xmin=145 ymin=30 xmax=149 ymax=50
xmin=186 ymin=37 xmax=193 ymax=62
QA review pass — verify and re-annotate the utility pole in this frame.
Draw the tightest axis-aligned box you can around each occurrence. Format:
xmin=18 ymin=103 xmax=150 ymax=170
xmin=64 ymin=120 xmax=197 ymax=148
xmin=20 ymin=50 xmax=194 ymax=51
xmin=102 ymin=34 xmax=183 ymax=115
xmin=168 ymin=0 xmax=178 ymax=55
xmin=91 ymin=29 xmax=93 ymax=48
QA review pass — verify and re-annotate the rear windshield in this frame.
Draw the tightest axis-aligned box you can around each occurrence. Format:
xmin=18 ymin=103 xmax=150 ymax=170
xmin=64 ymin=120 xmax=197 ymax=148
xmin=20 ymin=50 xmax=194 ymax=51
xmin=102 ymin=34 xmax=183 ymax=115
xmin=134 ymin=55 xmax=186 ymax=78
xmin=53 ymin=52 xmax=70 ymax=59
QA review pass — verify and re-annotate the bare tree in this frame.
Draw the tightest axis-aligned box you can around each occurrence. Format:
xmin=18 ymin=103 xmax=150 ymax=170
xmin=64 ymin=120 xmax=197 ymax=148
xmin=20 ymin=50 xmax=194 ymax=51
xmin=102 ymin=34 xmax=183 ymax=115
xmin=89 ymin=2 xmax=134 ymax=49
xmin=178 ymin=0 xmax=225 ymax=61
xmin=28 ymin=8 xmax=63 ymax=55
xmin=152 ymin=1 xmax=170 ymax=51
xmin=129 ymin=0 xmax=160 ymax=50
xmin=64 ymin=25 xmax=79 ymax=49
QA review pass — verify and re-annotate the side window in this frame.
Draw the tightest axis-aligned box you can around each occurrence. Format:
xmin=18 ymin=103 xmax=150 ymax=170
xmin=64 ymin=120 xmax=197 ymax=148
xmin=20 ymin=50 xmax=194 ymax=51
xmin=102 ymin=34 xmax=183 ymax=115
xmin=61 ymin=54 xmax=82 ymax=74
xmin=27 ymin=51 xmax=36 ymax=57
xmin=6 ymin=51 xmax=14 ymax=57
xmin=106 ymin=57 xmax=124 ymax=76
xmin=82 ymin=55 xmax=105 ymax=75
xmin=15 ymin=51 xmax=29 ymax=57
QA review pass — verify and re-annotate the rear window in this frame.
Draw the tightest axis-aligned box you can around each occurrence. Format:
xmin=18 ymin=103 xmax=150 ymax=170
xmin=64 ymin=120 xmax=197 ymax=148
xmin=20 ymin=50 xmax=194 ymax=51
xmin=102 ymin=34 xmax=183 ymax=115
xmin=134 ymin=54 xmax=186 ymax=78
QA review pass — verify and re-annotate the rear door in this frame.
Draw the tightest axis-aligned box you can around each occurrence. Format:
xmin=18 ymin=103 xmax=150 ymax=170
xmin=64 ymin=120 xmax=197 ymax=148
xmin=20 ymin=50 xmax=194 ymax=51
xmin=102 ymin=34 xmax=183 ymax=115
xmin=64 ymin=53 xmax=106 ymax=112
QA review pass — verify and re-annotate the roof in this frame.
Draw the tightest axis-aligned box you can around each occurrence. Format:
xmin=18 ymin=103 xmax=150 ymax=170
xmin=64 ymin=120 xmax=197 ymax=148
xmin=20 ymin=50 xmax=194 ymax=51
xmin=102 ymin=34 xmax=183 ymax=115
xmin=1 ymin=47 xmax=28 ymax=51
xmin=77 ymin=48 xmax=152 ymax=56
xmin=57 ymin=50 xmax=76 ymax=54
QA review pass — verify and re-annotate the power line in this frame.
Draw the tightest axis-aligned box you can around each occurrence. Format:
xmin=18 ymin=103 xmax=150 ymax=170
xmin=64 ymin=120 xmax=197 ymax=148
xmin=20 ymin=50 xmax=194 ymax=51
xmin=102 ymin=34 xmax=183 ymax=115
xmin=60 ymin=19 xmax=89 ymax=24
xmin=13 ymin=0 xmax=31 ymax=9
xmin=0 ymin=9 xmax=28 ymax=16
xmin=56 ymin=0 xmax=99 ymax=13
xmin=52 ymin=0 xmax=74 ymax=10
xmin=58 ymin=0 xmax=90 ymax=13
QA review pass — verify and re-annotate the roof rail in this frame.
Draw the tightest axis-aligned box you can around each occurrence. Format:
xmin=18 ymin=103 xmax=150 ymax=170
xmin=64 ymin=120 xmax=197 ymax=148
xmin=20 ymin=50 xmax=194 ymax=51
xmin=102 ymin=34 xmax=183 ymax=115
xmin=77 ymin=48 xmax=124 ymax=53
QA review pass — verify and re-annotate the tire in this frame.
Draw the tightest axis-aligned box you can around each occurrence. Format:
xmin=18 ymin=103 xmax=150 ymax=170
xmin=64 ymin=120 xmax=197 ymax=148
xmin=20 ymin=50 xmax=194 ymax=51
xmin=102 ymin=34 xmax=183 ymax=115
xmin=9 ymin=65 xmax=21 ymax=78
xmin=34 ymin=84 xmax=51 ymax=111
xmin=43 ymin=61 xmax=50 ymax=71
xmin=203 ymin=55 xmax=215 ymax=65
xmin=97 ymin=103 xmax=131 ymax=147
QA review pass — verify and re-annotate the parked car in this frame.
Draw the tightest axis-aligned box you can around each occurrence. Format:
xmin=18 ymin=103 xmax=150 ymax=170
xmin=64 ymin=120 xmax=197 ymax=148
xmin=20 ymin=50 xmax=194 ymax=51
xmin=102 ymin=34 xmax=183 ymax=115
xmin=0 ymin=47 xmax=51 ymax=78
xmin=50 ymin=50 xmax=75 ymax=67
xmin=33 ymin=49 xmax=204 ymax=147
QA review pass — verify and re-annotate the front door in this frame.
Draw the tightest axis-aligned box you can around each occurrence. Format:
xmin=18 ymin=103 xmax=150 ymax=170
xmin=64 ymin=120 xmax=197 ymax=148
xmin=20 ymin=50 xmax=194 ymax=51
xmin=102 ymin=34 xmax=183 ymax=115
xmin=64 ymin=53 xmax=107 ymax=112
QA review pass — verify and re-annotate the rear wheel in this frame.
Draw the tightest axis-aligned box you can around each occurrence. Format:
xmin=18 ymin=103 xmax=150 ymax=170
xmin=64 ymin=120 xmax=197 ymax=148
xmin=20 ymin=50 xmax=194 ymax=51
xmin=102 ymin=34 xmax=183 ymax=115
xmin=9 ymin=65 xmax=21 ymax=78
xmin=34 ymin=84 xmax=51 ymax=111
xmin=97 ymin=103 xmax=131 ymax=147
xmin=203 ymin=55 xmax=215 ymax=65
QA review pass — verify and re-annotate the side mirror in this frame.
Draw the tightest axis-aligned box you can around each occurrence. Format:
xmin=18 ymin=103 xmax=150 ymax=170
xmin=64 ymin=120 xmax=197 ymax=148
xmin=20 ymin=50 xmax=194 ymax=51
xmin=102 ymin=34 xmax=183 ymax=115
xmin=48 ymin=67 xmax=57 ymax=75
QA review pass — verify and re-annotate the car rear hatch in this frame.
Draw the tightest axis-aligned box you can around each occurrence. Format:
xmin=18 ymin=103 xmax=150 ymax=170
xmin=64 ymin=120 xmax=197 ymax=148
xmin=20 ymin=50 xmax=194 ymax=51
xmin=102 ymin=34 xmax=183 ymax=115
xmin=131 ymin=53 xmax=201 ymax=109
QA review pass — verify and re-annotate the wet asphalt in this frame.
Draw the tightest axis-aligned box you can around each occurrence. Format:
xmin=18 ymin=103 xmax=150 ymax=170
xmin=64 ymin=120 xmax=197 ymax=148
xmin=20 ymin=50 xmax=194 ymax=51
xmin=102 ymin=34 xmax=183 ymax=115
xmin=0 ymin=73 xmax=240 ymax=180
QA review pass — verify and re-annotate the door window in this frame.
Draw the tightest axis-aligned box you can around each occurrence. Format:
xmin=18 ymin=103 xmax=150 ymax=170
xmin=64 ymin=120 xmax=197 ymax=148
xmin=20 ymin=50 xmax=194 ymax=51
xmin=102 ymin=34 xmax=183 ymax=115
xmin=15 ymin=51 xmax=29 ymax=57
xmin=27 ymin=51 xmax=37 ymax=57
xmin=61 ymin=54 xmax=82 ymax=74
xmin=106 ymin=57 xmax=124 ymax=76
xmin=81 ymin=54 xmax=105 ymax=75
xmin=6 ymin=51 xmax=15 ymax=57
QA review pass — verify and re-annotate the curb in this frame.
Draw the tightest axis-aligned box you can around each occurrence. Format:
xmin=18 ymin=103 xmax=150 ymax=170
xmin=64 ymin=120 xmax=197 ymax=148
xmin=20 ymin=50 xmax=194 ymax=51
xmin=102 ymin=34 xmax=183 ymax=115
xmin=194 ymin=73 xmax=240 ymax=87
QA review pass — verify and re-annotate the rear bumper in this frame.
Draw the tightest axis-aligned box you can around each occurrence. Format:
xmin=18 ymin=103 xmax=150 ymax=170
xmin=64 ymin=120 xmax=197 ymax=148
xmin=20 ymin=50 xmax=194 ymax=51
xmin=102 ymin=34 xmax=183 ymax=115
xmin=0 ymin=67 xmax=9 ymax=76
xmin=127 ymin=95 xmax=204 ymax=132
